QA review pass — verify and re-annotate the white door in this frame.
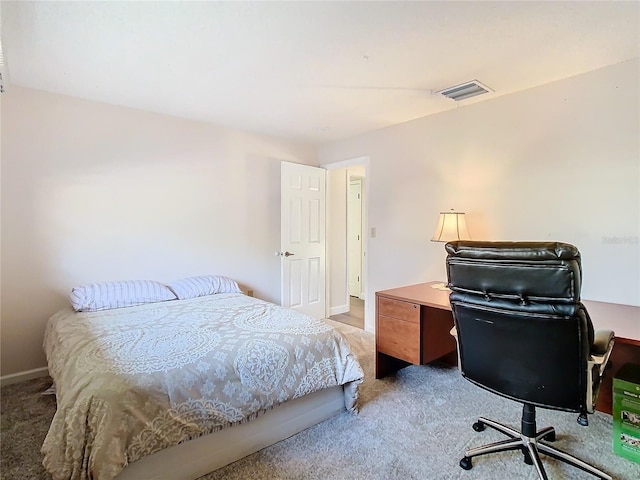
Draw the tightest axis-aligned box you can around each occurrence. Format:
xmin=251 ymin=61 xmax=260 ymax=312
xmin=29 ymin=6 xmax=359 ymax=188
xmin=348 ymin=178 xmax=363 ymax=297
xmin=280 ymin=161 xmax=326 ymax=318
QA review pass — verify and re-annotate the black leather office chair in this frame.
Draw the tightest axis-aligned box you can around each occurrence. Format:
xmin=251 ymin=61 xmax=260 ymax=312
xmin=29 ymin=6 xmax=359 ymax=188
xmin=445 ymin=241 xmax=615 ymax=480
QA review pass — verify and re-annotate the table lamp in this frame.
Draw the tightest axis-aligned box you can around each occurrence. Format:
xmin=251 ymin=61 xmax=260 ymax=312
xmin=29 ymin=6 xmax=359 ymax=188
xmin=431 ymin=209 xmax=471 ymax=289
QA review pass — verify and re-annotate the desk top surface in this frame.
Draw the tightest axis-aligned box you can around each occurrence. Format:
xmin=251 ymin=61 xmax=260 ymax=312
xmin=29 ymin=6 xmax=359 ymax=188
xmin=376 ymin=281 xmax=451 ymax=311
xmin=376 ymin=282 xmax=639 ymax=342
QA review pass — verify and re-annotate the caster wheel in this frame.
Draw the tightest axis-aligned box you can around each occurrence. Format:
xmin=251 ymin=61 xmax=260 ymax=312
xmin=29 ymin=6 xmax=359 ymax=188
xmin=577 ymin=413 xmax=589 ymax=427
xmin=460 ymin=457 xmax=473 ymax=470
xmin=472 ymin=421 xmax=486 ymax=432
xmin=522 ymin=449 xmax=533 ymax=465
xmin=543 ymin=431 xmax=556 ymax=442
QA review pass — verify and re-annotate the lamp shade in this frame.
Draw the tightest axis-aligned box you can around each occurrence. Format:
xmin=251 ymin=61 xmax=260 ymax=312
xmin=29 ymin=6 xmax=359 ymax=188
xmin=431 ymin=210 xmax=471 ymax=242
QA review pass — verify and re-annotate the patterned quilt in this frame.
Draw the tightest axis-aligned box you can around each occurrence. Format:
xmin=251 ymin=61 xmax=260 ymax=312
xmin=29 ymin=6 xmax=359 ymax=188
xmin=42 ymin=293 xmax=364 ymax=480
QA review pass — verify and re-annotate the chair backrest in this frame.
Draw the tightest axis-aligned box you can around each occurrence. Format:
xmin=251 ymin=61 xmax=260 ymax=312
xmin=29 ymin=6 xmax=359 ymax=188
xmin=445 ymin=241 xmax=594 ymax=412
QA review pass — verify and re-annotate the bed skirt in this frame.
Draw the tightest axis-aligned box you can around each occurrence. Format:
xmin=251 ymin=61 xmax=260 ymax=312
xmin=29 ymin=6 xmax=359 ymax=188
xmin=116 ymin=385 xmax=346 ymax=480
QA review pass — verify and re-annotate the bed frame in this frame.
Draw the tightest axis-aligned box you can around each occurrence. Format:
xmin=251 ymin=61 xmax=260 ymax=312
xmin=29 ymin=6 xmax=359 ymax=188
xmin=116 ymin=385 xmax=345 ymax=480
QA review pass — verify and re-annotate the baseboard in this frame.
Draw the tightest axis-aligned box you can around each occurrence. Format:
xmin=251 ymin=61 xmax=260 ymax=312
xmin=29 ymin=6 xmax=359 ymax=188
xmin=0 ymin=367 xmax=49 ymax=387
xmin=329 ymin=304 xmax=349 ymax=316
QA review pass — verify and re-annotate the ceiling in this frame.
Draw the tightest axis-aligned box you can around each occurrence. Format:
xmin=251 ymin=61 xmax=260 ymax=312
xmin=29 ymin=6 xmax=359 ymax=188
xmin=2 ymin=1 xmax=639 ymax=145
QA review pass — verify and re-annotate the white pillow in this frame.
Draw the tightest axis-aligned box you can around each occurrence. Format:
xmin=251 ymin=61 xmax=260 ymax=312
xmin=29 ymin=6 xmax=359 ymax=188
xmin=69 ymin=280 xmax=177 ymax=312
xmin=167 ymin=275 xmax=242 ymax=300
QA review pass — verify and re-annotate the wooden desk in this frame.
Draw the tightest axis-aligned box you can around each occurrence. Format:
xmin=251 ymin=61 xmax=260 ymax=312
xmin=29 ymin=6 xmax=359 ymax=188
xmin=375 ymin=282 xmax=456 ymax=379
xmin=375 ymin=281 xmax=639 ymax=416
xmin=595 ymin=337 xmax=640 ymax=414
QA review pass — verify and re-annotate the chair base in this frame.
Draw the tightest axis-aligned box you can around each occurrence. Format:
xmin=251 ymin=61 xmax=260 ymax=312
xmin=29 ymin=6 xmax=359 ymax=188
xmin=460 ymin=409 xmax=611 ymax=480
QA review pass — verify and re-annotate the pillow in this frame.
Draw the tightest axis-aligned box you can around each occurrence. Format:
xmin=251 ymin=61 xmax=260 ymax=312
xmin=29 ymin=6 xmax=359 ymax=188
xmin=167 ymin=275 xmax=242 ymax=300
xmin=69 ymin=280 xmax=177 ymax=312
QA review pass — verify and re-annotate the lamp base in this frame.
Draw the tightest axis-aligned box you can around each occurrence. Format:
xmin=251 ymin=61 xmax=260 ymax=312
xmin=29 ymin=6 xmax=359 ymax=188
xmin=430 ymin=282 xmax=450 ymax=291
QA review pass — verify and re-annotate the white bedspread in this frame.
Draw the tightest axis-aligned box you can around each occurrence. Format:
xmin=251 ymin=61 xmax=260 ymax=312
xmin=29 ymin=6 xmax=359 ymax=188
xmin=42 ymin=293 xmax=364 ymax=480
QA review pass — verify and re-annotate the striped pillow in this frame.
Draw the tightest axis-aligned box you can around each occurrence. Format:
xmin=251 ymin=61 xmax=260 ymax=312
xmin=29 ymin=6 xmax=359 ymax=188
xmin=168 ymin=275 xmax=242 ymax=300
xmin=69 ymin=280 xmax=177 ymax=312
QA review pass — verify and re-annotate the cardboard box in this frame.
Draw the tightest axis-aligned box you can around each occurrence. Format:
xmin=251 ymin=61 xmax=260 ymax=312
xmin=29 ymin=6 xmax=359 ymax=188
xmin=613 ymin=362 xmax=640 ymax=464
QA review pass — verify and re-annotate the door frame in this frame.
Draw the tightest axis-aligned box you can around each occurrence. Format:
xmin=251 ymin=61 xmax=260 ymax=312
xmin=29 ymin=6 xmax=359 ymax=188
xmin=321 ymin=156 xmax=370 ymax=326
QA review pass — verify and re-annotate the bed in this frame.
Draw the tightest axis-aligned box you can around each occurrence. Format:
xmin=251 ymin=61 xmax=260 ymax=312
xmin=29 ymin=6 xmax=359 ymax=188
xmin=42 ymin=282 xmax=364 ymax=480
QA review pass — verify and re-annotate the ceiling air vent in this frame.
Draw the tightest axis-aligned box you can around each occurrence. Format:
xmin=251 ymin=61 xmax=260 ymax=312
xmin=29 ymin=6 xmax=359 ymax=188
xmin=438 ymin=80 xmax=492 ymax=101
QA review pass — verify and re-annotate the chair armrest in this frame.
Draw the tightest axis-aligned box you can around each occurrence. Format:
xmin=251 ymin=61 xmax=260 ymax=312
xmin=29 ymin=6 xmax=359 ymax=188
xmin=585 ymin=329 xmax=615 ymax=414
xmin=592 ymin=329 xmax=614 ymax=356
xmin=449 ymin=327 xmax=461 ymax=371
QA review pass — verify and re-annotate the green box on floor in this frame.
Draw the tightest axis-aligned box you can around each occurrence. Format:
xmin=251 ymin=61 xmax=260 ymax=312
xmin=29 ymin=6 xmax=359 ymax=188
xmin=613 ymin=362 xmax=640 ymax=464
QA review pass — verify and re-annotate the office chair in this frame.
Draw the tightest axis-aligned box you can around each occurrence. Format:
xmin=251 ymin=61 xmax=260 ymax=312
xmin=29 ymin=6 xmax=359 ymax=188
xmin=445 ymin=241 xmax=615 ymax=480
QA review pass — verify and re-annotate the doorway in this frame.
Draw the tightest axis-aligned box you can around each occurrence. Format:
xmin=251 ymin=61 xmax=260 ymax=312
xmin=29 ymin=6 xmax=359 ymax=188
xmin=348 ymin=177 xmax=363 ymax=299
xmin=324 ymin=158 xmax=368 ymax=330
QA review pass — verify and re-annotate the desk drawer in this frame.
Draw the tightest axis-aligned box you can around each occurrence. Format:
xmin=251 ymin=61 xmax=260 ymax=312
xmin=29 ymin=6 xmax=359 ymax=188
xmin=378 ymin=297 xmax=420 ymax=323
xmin=377 ymin=314 xmax=421 ymax=364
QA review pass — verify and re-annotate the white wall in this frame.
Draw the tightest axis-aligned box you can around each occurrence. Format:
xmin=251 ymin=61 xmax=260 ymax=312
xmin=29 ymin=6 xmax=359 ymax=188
xmin=0 ymin=86 xmax=317 ymax=376
xmin=2 ymin=60 xmax=638 ymax=375
xmin=319 ymin=59 xmax=640 ymax=332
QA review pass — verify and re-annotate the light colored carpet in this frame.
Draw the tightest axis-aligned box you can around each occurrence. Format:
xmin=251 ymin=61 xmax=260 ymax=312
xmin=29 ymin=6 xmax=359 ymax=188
xmin=200 ymin=320 xmax=639 ymax=480
xmin=1 ymin=320 xmax=638 ymax=480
